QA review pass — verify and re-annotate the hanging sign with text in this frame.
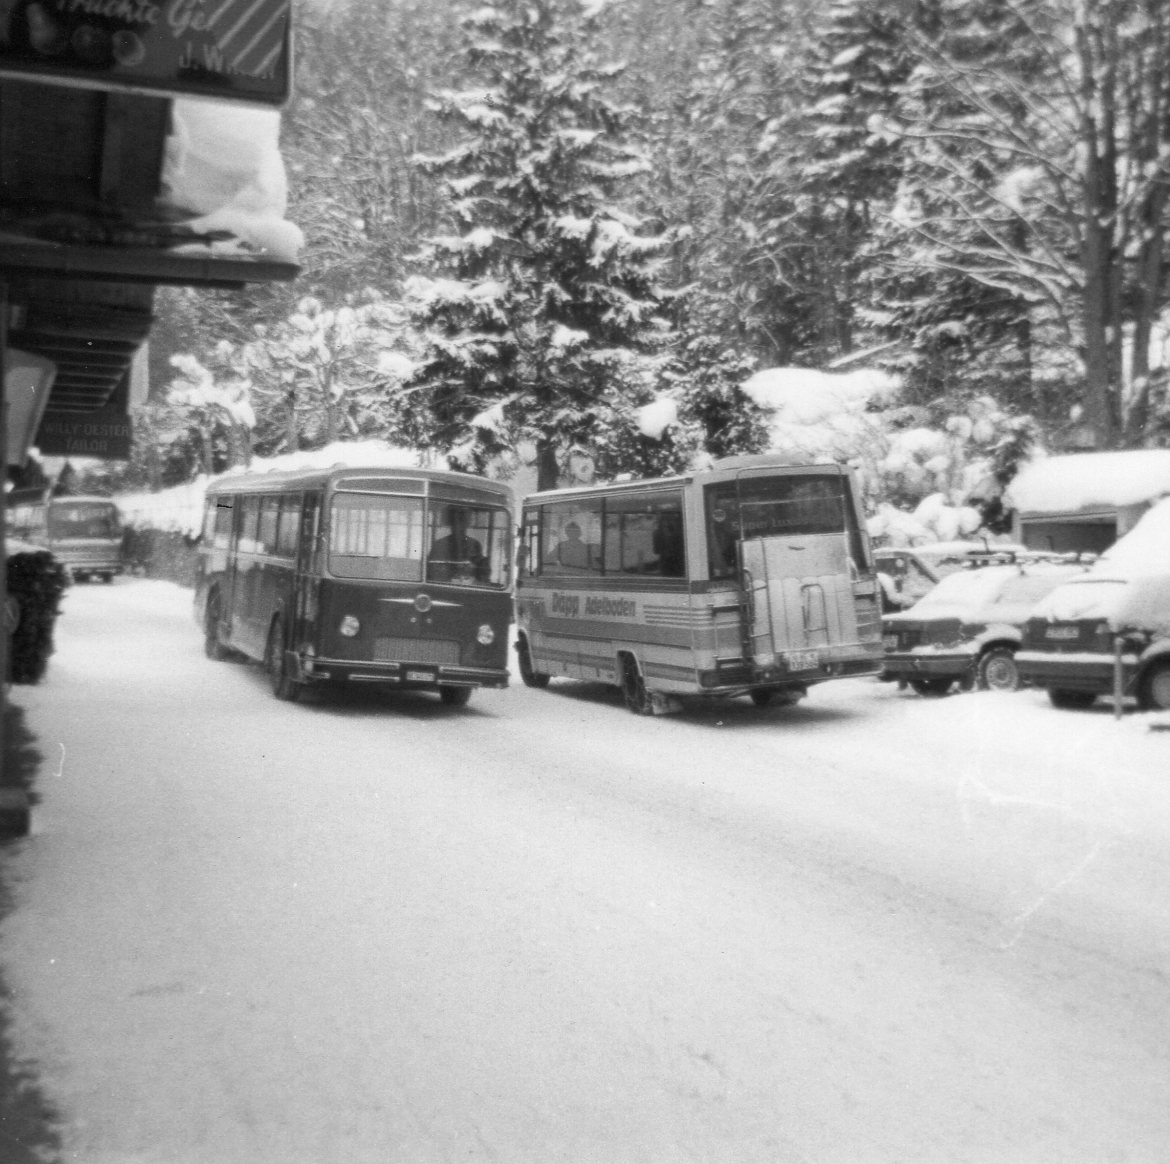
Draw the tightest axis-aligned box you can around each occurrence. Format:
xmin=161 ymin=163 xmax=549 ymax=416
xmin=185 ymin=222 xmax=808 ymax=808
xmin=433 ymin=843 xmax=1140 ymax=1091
xmin=36 ymin=405 xmax=133 ymax=460
xmin=0 ymin=0 xmax=291 ymax=106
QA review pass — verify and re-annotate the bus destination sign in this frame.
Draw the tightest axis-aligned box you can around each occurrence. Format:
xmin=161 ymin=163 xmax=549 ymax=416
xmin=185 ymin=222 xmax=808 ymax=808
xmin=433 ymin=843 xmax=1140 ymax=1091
xmin=0 ymin=0 xmax=291 ymax=106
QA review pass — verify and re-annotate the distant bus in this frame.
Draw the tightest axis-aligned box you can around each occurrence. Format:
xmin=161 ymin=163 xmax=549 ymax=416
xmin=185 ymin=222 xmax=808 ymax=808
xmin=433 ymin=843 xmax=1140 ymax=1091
xmin=195 ymin=465 xmax=514 ymax=705
xmin=515 ymin=454 xmax=883 ymax=713
xmin=5 ymin=492 xmax=124 ymax=583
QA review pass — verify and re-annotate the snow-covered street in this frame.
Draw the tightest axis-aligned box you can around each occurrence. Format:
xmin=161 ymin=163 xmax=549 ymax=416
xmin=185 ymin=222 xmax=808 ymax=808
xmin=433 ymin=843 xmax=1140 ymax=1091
xmin=3 ymin=577 xmax=1169 ymax=1163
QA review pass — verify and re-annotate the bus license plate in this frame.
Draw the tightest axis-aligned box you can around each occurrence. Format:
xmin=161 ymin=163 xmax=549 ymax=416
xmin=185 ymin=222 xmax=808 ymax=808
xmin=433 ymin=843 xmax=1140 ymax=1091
xmin=883 ymin=634 xmax=898 ymax=650
xmin=405 ymin=669 xmax=434 ymax=683
xmin=785 ymin=649 xmax=818 ymax=671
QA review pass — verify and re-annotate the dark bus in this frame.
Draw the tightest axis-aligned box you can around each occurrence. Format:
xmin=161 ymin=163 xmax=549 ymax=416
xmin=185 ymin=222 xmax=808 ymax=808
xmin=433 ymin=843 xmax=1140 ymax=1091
xmin=195 ymin=465 xmax=514 ymax=705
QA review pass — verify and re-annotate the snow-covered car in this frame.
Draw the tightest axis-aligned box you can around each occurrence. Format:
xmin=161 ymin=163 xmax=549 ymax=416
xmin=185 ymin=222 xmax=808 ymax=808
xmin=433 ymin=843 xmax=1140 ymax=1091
xmin=882 ymin=560 xmax=1089 ymax=696
xmin=1016 ymin=500 xmax=1170 ymax=711
xmin=1017 ymin=573 xmax=1170 ymax=710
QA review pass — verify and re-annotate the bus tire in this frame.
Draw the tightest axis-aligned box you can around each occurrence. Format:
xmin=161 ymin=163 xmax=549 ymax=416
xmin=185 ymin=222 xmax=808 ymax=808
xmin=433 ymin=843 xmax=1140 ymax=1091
xmin=265 ymin=618 xmax=302 ymax=702
xmin=620 ymin=654 xmax=653 ymax=716
xmin=516 ymin=635 xmax=550 ymax=689
xmin=439 ymin=685 xmax=473 ymax=708
xmin=204 ymin=593 xmax=231 ymax=661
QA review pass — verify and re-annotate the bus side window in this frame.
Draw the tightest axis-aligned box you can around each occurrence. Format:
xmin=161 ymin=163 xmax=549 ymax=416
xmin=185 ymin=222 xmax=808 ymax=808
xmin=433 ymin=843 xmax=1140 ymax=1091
xmin=519 ymin=510 xmax=541 ymax=576
xmin=213 ymin=499 xmax=234 ymax=549
xmin=258 ymin=496 xmax=281 ymax=554
xmin=604 ymin=493 xmax=685 ymax=578
xmin=239 ymin=496 xmax=261 ymax=553
xmin=276 ymin=495 xmax=301 ymax=558
xmin=542 ymin=502 xmax=601 ymax=575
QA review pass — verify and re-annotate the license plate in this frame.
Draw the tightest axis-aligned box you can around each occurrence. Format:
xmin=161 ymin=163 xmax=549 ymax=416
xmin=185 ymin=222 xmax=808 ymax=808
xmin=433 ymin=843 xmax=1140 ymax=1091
xmin=405 ymin=669 xmax=434 ymax=682
xmin=883 ymin=635 xmax=898 ymax=650
xmin=785 ymin=649 xmax=819 ymax=671
xmin=1045 ymin=626 xmax=1080 ymax=641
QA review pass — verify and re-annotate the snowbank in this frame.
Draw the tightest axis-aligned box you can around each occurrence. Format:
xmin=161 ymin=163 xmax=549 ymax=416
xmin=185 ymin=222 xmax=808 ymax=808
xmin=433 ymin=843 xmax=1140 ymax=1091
xmin=117 ymin=441 xmax=428 ymax=535
xmin=742 ymin=366 xmax=900 ymax=424
xmin=1006 ymin=451 xmax=1170 ymax=515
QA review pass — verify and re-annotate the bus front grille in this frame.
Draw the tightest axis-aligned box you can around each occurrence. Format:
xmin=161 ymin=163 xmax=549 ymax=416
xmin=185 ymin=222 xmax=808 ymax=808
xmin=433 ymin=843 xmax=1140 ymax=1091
xmin=373 ymin=637 xmax=460 ymax=665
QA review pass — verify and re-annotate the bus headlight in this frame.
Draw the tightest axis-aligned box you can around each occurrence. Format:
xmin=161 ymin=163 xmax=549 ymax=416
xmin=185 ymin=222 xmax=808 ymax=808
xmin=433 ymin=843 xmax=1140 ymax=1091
xmin=339 ymin=615 xmax=361 ymax=637
xmin=476 ymin=623 xmax=495 ymax=645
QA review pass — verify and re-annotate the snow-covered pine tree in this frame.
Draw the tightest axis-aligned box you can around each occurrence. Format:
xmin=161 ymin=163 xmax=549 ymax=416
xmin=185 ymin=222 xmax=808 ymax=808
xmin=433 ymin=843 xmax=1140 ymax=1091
xmin=751 ymin=0 xmax=912 ymax=368
xmin=404 ymin=0 xmax=672 ymax=489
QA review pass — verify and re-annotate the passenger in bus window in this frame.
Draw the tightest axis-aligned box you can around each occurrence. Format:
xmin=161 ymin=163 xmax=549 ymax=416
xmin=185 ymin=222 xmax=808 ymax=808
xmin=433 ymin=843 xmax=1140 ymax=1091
xmin=550 ymin=521 xmax=592 ymax=569
xmin=708 ymin=506 xmax=738 ymax=578
xmin=428 ymin=508 xmax=487 ymax=584
xmin=652 ymin=514 xmax=686 ymax=577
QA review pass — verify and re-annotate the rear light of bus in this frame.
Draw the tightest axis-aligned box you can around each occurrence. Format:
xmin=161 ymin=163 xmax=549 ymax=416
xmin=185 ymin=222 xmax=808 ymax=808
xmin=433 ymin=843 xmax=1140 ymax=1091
xmin=477 ymin=623 xmax=496 ymax=645
xmin=339 ymin=615 xmax=361 ymax=637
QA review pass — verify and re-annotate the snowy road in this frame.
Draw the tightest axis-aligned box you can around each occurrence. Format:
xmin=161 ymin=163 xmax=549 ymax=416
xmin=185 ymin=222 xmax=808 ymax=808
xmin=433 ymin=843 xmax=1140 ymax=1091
xmin=4 ymin=578 xmax=1170 ymax=1163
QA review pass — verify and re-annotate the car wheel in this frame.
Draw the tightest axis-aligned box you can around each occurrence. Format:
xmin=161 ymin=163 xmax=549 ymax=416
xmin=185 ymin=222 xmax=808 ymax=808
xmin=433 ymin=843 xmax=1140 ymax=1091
xmin=265 ymin=618 xmax=302 ymax=702
xmin=439 ymin=685 xmax=473 ymax=707
xmin=1138 ymin=661 xmax=1170 ymax=712
xmin=1048 ymin=689 xmax=1097 ymax=710
xmin=977 ymin=646 xmax=1020 ymax=692
xmin=621 ymin=655 xmax=654 ymax=715
xmin=516 ymin=635 xmax=550 ymax=689
xmin=910 ymin=678 xmax=953 ymax=696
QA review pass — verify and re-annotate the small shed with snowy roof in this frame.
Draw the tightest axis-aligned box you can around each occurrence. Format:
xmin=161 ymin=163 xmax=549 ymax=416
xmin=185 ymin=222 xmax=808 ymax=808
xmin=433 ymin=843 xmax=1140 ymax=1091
xmin=1005 ymin=450 xmax=1170 ymax=554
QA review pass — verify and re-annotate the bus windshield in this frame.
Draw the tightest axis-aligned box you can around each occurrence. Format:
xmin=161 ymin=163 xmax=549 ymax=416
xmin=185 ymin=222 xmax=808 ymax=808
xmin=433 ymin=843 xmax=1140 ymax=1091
xmin=328 ymin=493 xmax=510 ymax=587
xmin=47 ymin=500 xmax=120 ymax=539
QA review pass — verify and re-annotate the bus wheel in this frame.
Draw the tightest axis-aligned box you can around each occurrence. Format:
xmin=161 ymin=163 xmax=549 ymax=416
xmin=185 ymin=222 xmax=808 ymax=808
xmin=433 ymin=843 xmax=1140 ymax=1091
xmin=204 ymin=594 xmax=231 ymax=661
xmin=439 ymin=685 xmax=473 ymax=708
xmin=516 ymin=636 xmax=550 ymax=689
xmin=1138 ymin=661 xmax=1170 ymax=711
xmin=620 ymin=655 xmax=653 ymax=716
xmin=977 ymin=647 xmax=1020 ymax=692
xmin=265 ymin=619 xmax=302 ymax=702
xmin=749 ymin=689 xmax=773 ymax=707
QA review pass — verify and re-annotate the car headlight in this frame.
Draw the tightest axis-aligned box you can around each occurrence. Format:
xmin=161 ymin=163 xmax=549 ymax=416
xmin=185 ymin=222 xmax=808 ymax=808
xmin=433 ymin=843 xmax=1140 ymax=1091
xmin=339 ymin=615 xmax=361 ymax=637
xmin=477 ymin=623 xmax=495 ymax=645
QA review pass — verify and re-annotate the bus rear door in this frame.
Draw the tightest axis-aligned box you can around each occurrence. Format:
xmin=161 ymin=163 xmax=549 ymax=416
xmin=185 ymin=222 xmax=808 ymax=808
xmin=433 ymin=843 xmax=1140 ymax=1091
xmin=740 ymin=532 xmax=860 ymax=673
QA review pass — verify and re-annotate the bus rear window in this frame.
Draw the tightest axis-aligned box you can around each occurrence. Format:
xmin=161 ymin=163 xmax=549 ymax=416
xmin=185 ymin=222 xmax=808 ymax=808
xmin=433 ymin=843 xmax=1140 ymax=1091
xmin=47 ymin=502 xmax=120 ymax=539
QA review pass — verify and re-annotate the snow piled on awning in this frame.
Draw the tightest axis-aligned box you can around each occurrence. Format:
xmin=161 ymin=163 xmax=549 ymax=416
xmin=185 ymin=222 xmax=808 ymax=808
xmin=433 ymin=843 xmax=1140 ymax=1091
xmin=161 ymin=99 xmax=303 ymax=263
xmin=1006 ymin=450 xmax=1170 ymax=515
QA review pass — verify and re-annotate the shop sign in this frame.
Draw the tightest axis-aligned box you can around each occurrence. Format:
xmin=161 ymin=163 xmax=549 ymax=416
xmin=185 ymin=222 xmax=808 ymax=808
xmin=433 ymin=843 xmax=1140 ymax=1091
xmin=0 ymin=0 xmax=291 ymax=106
xmin=36 ymin=405 xmax=133 ymax=460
